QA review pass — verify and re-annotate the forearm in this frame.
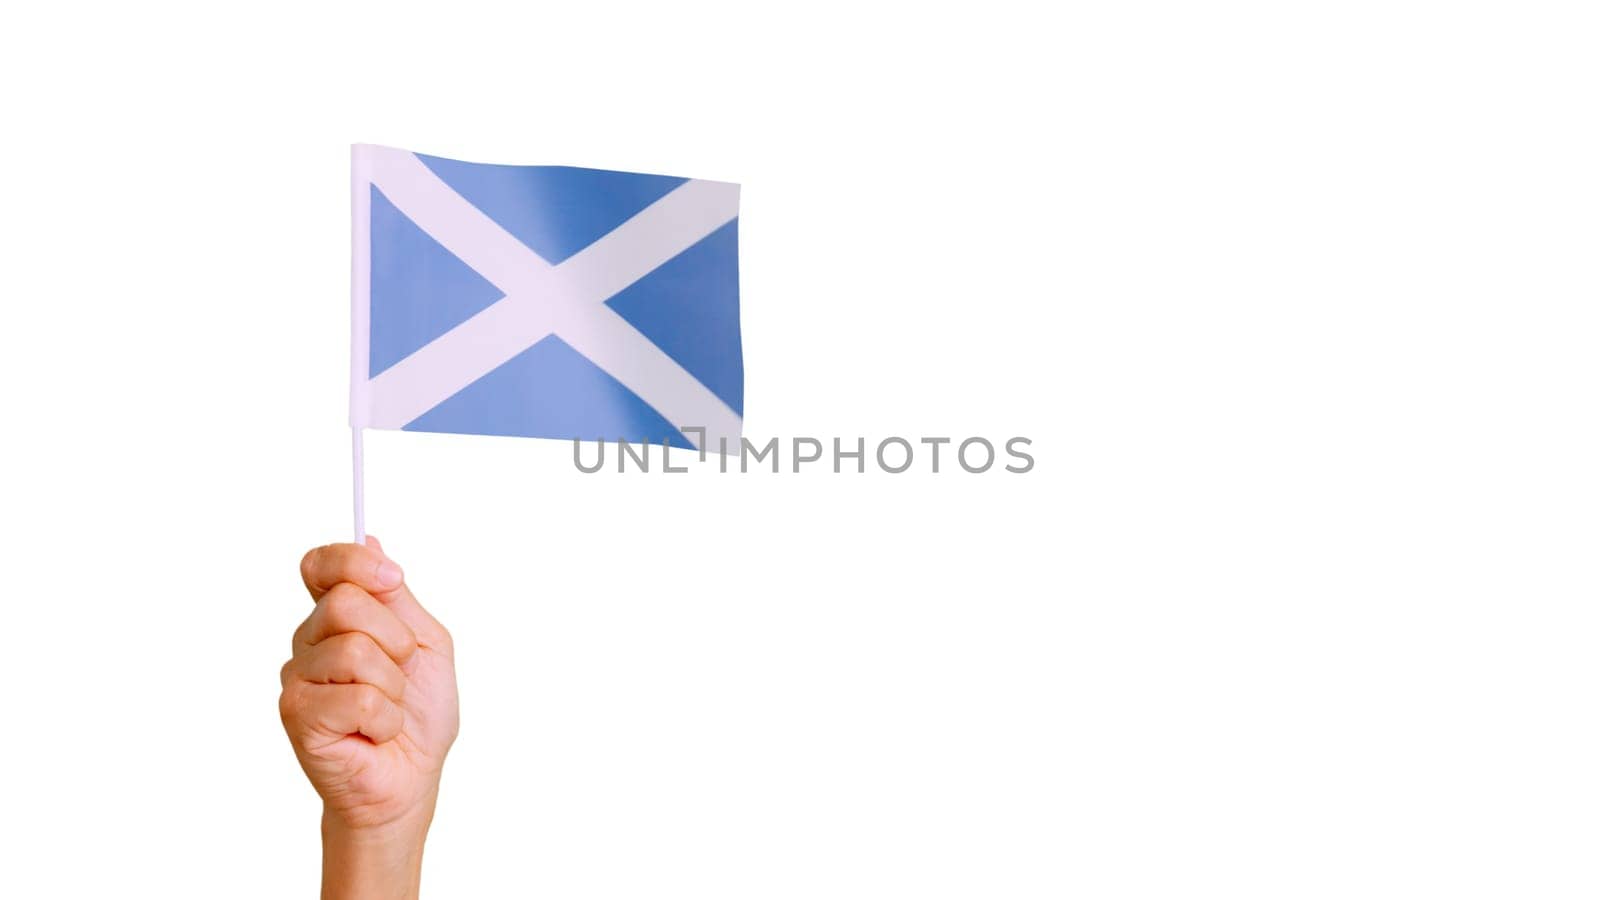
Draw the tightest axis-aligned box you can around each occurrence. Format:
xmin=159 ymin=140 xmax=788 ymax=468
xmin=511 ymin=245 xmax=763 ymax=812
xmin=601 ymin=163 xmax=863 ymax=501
xmin=320 ymin=802 xmax=435 ymax=900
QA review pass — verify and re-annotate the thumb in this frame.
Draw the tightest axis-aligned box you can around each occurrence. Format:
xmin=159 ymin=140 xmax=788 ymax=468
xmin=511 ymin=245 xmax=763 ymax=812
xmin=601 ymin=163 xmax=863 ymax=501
xmin=364 ymin=536 xmax=452 ymax=652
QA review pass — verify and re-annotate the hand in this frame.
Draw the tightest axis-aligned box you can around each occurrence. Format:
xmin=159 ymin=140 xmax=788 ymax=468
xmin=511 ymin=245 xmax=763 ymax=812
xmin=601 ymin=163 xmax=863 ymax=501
xmin=280 ymin=538 xmax=459 ymax=899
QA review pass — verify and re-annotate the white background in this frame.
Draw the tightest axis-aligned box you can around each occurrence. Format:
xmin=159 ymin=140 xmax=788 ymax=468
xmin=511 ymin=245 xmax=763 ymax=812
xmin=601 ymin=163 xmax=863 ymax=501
xmin=1 ymin=2 xmax=1596 ymax=897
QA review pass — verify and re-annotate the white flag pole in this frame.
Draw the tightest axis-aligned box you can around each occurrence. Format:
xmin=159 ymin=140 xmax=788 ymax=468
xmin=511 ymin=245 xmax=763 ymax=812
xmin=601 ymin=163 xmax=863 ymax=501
xmin=350 ymin=145 xmax=373 ymax=545
xmin=352 ymin=426 xmax=366 ymax=544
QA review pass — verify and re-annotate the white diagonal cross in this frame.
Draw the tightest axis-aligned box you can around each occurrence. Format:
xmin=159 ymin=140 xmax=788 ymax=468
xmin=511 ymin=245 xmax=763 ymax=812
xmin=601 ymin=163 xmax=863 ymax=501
xmin=352 ymin=146 xmax=742 ymax=450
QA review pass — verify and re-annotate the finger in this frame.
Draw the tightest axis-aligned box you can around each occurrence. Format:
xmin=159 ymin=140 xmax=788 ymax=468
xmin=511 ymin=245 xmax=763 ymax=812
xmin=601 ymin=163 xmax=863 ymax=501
xmin=375 ymin=581 xmax=453 ymax=655
xmin=288 ymin=632 xmax=407 ymax=702
xmin=283 ymin=682 xmax=403 ymax=744
xmin=294 ymin=583 xmax=418 ymax=665
xmin=300 ymin=542 xmax=403 ymax=600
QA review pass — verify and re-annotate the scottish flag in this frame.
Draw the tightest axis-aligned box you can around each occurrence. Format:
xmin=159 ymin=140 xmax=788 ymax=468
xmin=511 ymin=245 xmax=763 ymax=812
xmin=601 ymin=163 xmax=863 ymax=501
xmin=350 ymin=144 xmax=742 ymax=450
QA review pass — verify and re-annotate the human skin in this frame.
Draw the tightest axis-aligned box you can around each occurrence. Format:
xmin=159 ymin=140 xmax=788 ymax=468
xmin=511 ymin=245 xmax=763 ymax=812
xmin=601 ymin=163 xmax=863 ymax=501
xmin=280 ymin=538 xmax=459 ymax=900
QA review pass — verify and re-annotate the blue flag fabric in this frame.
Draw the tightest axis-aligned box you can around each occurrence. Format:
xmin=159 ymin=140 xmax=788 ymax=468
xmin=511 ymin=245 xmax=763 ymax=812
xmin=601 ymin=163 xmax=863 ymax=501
xmin=350 ymin=144 xmax=742 ymax=450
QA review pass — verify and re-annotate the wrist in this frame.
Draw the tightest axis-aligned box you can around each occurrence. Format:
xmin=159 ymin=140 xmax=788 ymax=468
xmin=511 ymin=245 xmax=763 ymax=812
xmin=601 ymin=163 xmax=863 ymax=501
xmin=320 ymin=799 xmax=436 ymax=900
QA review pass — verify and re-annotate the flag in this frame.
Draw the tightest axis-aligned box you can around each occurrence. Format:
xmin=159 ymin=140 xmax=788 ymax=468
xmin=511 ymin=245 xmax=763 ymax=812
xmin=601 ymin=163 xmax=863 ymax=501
xmin=350 ymin=144 xmax=742 ymax=450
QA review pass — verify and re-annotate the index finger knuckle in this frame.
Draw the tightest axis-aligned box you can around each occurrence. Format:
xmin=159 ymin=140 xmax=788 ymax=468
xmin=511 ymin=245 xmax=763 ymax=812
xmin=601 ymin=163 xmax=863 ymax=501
xmin=319 ymin=583 xmax=370 ymax=625
xmin=299 ymin=545 xmax=329 ymax=585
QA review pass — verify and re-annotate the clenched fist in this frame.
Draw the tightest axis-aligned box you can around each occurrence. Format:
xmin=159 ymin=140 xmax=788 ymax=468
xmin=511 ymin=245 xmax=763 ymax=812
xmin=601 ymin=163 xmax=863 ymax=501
xmin=280 ymin=538 xmax=459 ymax=899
